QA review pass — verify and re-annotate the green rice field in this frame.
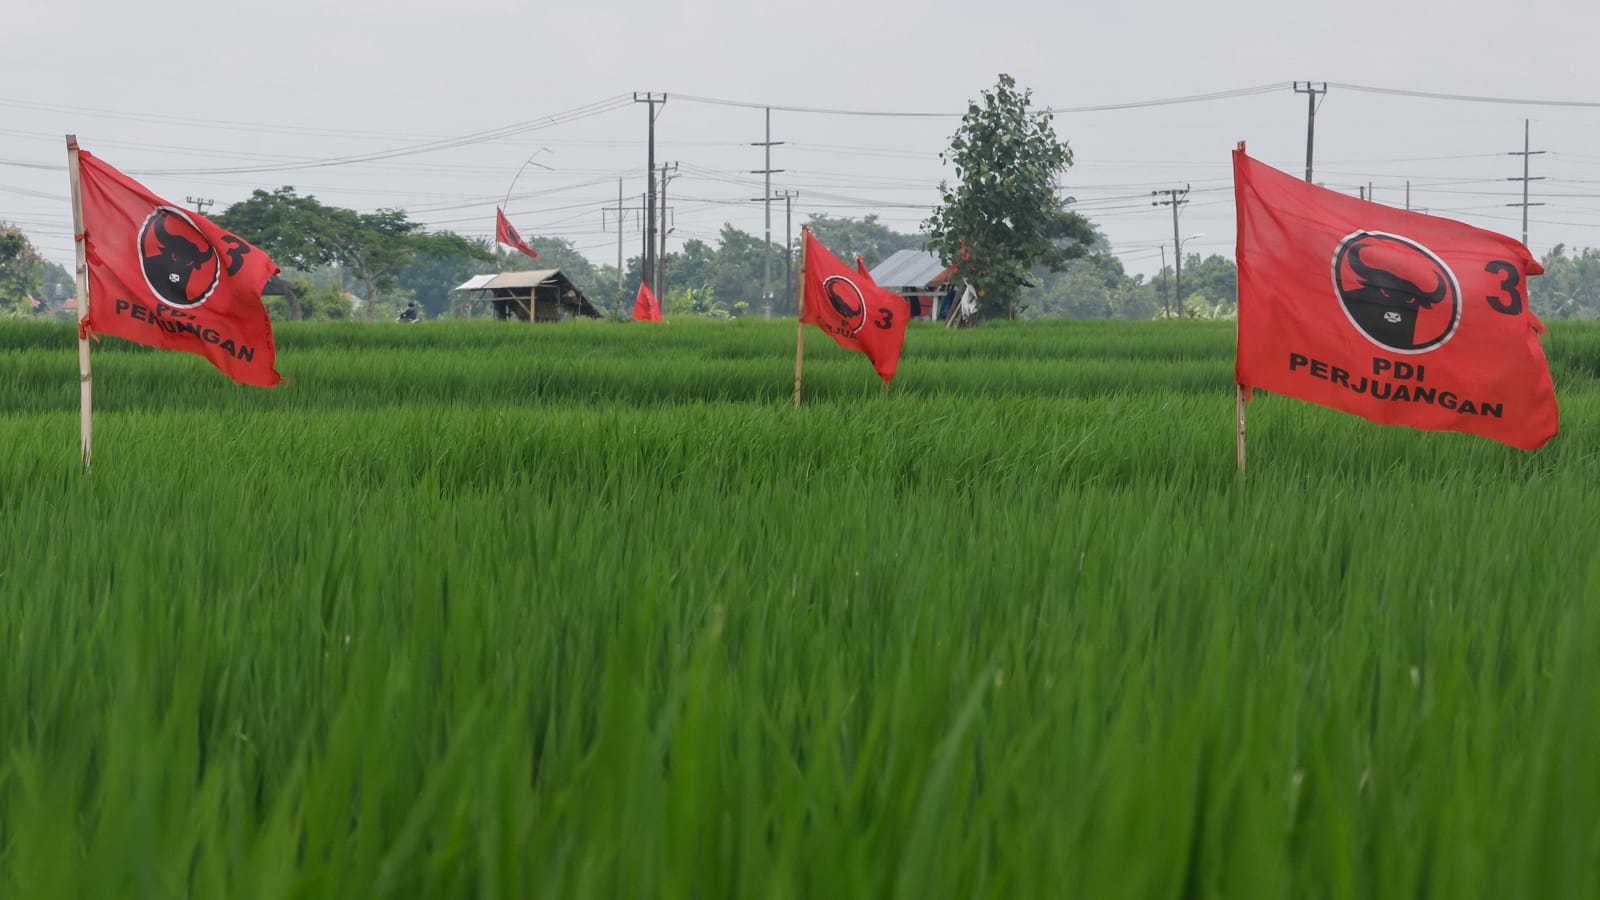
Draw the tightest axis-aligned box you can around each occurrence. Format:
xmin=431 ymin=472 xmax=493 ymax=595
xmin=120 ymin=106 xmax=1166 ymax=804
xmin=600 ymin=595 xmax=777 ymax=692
xmin=2 ymin=316 xmax=1599 ymax=898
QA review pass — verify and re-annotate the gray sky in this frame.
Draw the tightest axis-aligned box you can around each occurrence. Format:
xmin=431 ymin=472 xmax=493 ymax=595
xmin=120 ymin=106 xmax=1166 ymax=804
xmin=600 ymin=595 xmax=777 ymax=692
xmin=5 ymin=0 xmax=1600 ymax=286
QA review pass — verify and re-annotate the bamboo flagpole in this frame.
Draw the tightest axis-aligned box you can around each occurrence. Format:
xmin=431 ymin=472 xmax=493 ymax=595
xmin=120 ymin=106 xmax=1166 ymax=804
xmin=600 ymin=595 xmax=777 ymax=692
xmin=793 ymin=226 xmax=808 ymax=407
xmin=67 ymin=134 xmax=92 ymax=470
xmin=1234 ymin=140 xmax=1247 ymax=475
xmin=1236 ymin=384 xmax=1247 ymax=474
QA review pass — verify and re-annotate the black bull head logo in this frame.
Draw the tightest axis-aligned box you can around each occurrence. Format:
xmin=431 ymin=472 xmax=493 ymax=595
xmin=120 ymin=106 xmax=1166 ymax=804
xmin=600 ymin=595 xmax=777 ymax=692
xmin=825 ymin=277 xmax=864 ymax=320
xmin=1342 ymin=243 xmax=1448 ymax=311
xmin=143 ymin=208 xmax=215 ymax=306
xmin=1337 ymin=237 xmax=1457 ymax=352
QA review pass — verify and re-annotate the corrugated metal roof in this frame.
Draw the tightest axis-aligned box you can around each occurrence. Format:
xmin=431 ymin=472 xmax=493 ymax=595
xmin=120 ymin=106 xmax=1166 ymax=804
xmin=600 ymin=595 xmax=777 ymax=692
xmin=869 ymin=250 xmax=952 ymax=289
xmin=451 ymin=270 xmax=563 ymax=291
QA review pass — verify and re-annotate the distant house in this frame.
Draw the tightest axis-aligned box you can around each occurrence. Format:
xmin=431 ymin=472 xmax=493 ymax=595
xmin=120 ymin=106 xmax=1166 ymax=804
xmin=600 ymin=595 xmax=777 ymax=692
xmin=451 ymin=270 xmax=602 ymax=322
xmin=868 ymin=250 xmax=958 ymax=320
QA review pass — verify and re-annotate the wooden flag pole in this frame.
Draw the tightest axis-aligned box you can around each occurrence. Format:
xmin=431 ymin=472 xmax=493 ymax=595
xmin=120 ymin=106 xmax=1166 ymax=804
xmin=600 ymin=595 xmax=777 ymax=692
xmin=67 ymin=134 xmax=92 ymax=470
xmin=1236 ymin=384 xmax=1247 ymax=474
xmin=793 ymin=227 xmax=808 ymax=407
xmin=1234 ymin=139 xmax=1247 ymax=476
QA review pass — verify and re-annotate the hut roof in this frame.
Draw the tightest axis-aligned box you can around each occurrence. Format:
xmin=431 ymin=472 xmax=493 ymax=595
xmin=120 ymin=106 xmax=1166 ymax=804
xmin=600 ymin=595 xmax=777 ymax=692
xmin=869 ymin=250 xmax=955 ymax=290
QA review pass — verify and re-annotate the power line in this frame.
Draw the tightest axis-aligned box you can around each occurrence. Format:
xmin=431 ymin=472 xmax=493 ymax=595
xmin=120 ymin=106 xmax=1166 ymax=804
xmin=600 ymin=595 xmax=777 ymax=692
xmin=1332 ymin=82 xmax=1600 ymax=108
xmin=123 ymin=96 xmax=634 ymax=176
xmin=671 ymin=83 xmax=1288 ymax=118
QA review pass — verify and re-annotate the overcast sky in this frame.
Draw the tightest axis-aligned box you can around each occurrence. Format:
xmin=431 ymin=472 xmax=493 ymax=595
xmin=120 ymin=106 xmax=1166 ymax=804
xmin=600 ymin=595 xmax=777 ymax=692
xmin=5 ymin=0 xmax=1600 ymax=289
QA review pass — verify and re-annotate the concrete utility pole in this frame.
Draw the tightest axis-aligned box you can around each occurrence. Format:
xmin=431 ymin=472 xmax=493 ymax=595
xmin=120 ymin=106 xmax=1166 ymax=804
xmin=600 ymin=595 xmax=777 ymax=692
xmin=751 ymin=188 xmax=801 ymax=314
xmin=634 ymin=93 xmax=665 ymax=305
xmin=779 ymin=190 xmax=798 ymax=311
xmin=604 ymin=181 xmax=649 ymax=315
xmin=185 ymin=196 xmax=213 ymax=214
xmin=1507 ymin=119 xmax=1546 ymax=246
xmin=752 ymin=107 xmax=785 ymax=318
xmin=1153 ymin=185 xmax=1190 ymax=316
xmin=658 ymin=162 xmax=678 ymax=302
xmin=1293 ymin=82 xmax=1327 ymax=183
xmin=1158 ymin=244 xmax=1169 ymax=318
xmin=616 ymin=179 xmax=624 ymax=312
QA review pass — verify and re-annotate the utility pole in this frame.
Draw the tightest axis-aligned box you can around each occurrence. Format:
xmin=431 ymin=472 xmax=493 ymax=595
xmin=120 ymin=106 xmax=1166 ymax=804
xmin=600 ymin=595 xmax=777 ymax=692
xmin=1158 ymin=244 xmax=1169 ymax=318
xmin=751 ymin=188 xmax=800 ymax=314
xmin=1293 ymin=82 xmax=1327 ymax=183
xmin=752 ymin=107 xmax=785 ymax=318
xmin=779 ymin=190 xmax=798 ymax=312
xmin=616 ymin=179 xmax=624 ymax=312
xmin=1153 ymin=185 xmax=1190 ymax=316
xmin=1507 ymin=118 xmax=1545 ymax=246
xmin=657 ymin=162 xmax=678 ymax=302
xmin=185 ymin=196 xmax=213 ymax=214
xmin=634 ymin=93 xmax=665 ymax=307
xmin=604 ymin=181 xmax=648 ymax=315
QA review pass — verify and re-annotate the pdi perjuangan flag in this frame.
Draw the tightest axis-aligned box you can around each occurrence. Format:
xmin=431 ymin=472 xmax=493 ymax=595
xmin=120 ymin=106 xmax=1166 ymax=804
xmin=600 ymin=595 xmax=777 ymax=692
xmin=632 ymin=281 xmax=662 ymax=322
xmin=801 ymin=229 xmax=909 ymax=383
xmin=495 ymin=207 xmax=540 ymax=261
xmin=79 ymin=150 xmax=282 ymax=387
xmin=1234 ymin=149 xmax=1557 ymax=450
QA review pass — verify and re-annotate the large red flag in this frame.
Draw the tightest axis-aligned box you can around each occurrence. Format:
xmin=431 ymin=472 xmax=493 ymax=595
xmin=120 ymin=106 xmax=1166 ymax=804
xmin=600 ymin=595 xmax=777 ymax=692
xmin=801 ymin=229 xmax=910 ymax=383
xmin=632 ymin=281 xmax=662 ymax=322
xmin=1235 ymin=149 xmax=1557 ymax=450
xmin=78 ymin=150 xmax=282 ymax=387
xmin=495 ymin=208 xmax=539 ymax=261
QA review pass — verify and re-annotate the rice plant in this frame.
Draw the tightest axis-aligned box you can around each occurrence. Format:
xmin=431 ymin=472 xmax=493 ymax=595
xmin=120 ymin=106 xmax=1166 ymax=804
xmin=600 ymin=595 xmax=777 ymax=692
xmin=1 ymin=317 xmax=1597 ymax=898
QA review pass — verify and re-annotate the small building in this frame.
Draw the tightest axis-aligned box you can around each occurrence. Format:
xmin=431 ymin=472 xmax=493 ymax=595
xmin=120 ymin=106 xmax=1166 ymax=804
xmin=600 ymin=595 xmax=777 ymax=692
xmin=452 ymin=270 xmax=603 ymax=322
xmin=868 ymin=250 xmax=958 ymax=320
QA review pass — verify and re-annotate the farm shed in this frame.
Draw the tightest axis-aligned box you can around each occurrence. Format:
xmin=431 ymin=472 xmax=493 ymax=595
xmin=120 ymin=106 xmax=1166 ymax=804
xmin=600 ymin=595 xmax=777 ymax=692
xmin=452 ymin=270 xmax=603 ymax=322
xmin=867 ymin=250 xmax=958 ymax=320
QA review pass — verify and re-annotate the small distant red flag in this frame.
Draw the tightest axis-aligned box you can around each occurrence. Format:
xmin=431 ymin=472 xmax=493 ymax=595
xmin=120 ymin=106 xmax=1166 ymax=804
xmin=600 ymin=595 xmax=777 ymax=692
xmin=801 ymin=229 xmax=909 ymax=382
xmin=78 ymin=150 xmax=282 ymax=387
xmin=1235 ymin=149 xmax=1557 ymax=450
xmin=27 ymin=293 xmax=42 ymax=309
xmin=495 ymin=207 xmax=539 ymax=260
xmin=632 ymin=280 xmax=662 ymax=322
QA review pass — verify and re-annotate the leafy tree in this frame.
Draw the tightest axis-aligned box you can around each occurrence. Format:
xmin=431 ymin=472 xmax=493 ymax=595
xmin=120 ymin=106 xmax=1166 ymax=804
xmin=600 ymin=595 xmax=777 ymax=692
xmin=1175 ymin=254 xmax=1238 ymax=317
xmin=263 ymin=276 xmax=351 ymax=321
xmin=1023 ymin=253 xmax=1160 ymax=320
xmin=216 ymin=188 xmax=489 ymax=321
xmin=1532 ymin=244 xmax=1600 ymax=319
xmin=0 ymin=223 xmax=44 ymax=317
xmin=42 ymin=259 xmax=73 ymax=306
xmin=805 ymin=214 xmax=924 ymax=270
xmin=925 ymin=74 xmax=1094 ymax=319
xmin=638 ymin=226 xmax=769 ymax=317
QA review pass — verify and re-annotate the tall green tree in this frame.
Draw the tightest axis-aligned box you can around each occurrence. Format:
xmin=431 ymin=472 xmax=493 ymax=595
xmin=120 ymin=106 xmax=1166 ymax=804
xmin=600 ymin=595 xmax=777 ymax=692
xmin=925 ymin=74 xmax=1095 ymax=319
xmin=0 ymin=223 xmax=44 ymax=316
xmin=1176 ymin=253 xmax=1238 ymax=318
xmin=1532 ymin=244 xmax=1600 ymax=319
xmin=216 ymin=188 xmax=489 ymax=320
xmin=805 ymin=214 xmax=924 ymax=270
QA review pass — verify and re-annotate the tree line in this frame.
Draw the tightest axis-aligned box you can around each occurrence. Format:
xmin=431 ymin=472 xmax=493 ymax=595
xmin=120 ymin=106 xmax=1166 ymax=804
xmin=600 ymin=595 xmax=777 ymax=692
xmin=3 ymin=73 xmax=1599 ymax=322
xmin=6 ymin=212 xmax=1599 ymax=323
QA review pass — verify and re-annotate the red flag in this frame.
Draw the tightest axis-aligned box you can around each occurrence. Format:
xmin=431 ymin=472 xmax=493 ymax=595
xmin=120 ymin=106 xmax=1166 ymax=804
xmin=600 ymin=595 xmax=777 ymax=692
xmin=632 ymin=280 xmax=662 ymax=322
xmin=78 ymin=150 xmax=282 ymax=387
xmin=801 ymin=229 xmax=909 ymax=383
xmin=495 ymin=207 xmax=539 ymax=261
xmin=1235 ymin=149 xmax=1557 ymax=450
